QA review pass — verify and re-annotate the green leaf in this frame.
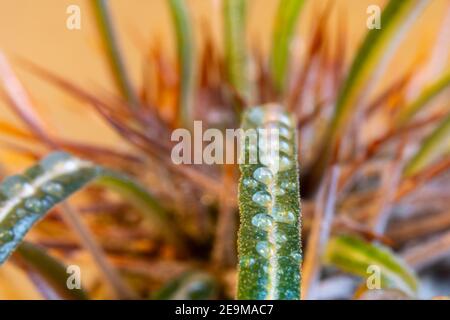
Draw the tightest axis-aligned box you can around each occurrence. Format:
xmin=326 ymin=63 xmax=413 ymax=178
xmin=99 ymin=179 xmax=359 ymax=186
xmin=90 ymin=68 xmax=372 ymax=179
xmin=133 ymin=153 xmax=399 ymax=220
xmin=308 ymin=0 xmax=428 ymax=188
xmin=92 ymin=0 xmax=139 ymax=109
xmin=168 ymin=0 xmax=196 ymax=128
xmin=324 ymin=235 xmax=418 ymax=296
xmin=238 ymin=104 xmax=302 ymax=300
xmin=223 ymin=0 xmax=250 ymax=105
xmin=395 ymin=72 xmax=450 ymax=127
xmin=152 ymin=271 xmax=218 ymax=300
xmin=270 ymin=0 xmax=305 ymax=94
xmin=0 ymin=151 xmax=174 ymax=264
xmin=403 ymin=113 xmax=450 ymax=177
xmin=15 ymin=241 xmax=89 ymax=300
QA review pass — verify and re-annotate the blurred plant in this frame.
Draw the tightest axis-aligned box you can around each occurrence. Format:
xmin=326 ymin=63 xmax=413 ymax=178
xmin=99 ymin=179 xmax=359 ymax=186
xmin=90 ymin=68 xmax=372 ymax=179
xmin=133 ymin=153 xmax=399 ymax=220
xmin=0 ymin=0 xmax=449 ymax=300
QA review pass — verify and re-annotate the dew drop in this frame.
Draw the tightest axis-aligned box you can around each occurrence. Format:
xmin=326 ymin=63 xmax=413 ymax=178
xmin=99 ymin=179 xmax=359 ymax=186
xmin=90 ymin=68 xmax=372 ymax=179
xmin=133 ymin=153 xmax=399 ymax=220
xmin=40 ymin=196 xmax=54 ymax=209
xmin=24 ymin=198 xmax=43 ymax=213
xmin=276 ymin=233 xmax=288 ymax=244
xmin=0 ymin=229 xmax=14 ymax=243
xmin=251 ymin=213 xmax=274 ymax=230
xmin=240 ymin=256 xmax=256 ymax=268
xmin=291 ymin=252 xmax=302 ymax=262
xmin=281 ymin=181 xmax=296 ymax=191
xmin=273 ymin=209 xmax=296 ymax=224
xmin=40 ymin=152 xmax=72 ymax=171
xmin=247 ymin=107 xmax=264 ymax=124
xmin=242 ymin=178 xmax=258 ymax=188
xmin=0 ymin=175 xmax=33 ymax=198
xmin=42 ymin=182 xmax=64 ymax=197
xmin=253 ymin=167 xmax=273 ymax=185
xmin=252 ymin=192 xmax=272 ymax=206
xmin=279 ymin=140 xmax=293 ymax=155
xmin=15 ymin=208 xmax=28 ymax=218
xmin=273 ymin=187 xmax=286 ymax=196
xmin=279 ymin=126 xmax=292 ymax=139
xmin=284 ymin=289 xmax=299 ymax=299
xmin=256 ymin=241 xmax=273 ymax=258
xmin=279 ymin=156 xmax=292 ymax=171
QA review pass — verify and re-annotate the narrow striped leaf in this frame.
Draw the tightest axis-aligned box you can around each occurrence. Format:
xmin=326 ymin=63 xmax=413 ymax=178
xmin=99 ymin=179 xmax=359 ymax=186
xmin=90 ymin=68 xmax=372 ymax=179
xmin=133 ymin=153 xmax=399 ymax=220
xmin=223 ymin=0 xmax=250 ymax=105
xmin=308 ymin=0 xmax=428 ymax=188
xmin=168 ymin=0 xmax=196 ymax=128
xmin=395 ymin=72 xmax=450 ymax=127
xmin=15 ymin=241 xmax=89 ymax=300
xmin=403 ymin=113 xmax=450 ymax=177
xmin=238 ymin=104 xmax=302 ymax=300
xmin=0 ymin=151 xmax=174 ymax=264
xmin=152 ymin=271 xmax=217 ymax=300
xmin=92 ymin=0 xmax=140 ymax=109
xmin=324 ymin=235 xmax=418 ymax=296
xmin=270 ymin=0 xmax=305 ymax=94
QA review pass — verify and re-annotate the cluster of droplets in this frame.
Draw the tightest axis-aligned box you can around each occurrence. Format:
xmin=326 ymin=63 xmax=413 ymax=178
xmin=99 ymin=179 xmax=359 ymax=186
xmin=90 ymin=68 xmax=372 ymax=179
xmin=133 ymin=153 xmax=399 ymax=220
xmin=238 ymin=106 xmax=302 ymax=299
xmin=0 ymin=152 xmax=79 ymax=251
xmin=244 ymin=108 xmax=300 ymax=261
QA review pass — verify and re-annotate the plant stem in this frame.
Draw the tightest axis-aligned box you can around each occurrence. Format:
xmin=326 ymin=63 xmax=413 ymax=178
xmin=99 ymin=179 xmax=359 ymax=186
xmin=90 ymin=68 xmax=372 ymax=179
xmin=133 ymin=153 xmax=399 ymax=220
xmin=60 ymin=202 xmax=137 ymax=299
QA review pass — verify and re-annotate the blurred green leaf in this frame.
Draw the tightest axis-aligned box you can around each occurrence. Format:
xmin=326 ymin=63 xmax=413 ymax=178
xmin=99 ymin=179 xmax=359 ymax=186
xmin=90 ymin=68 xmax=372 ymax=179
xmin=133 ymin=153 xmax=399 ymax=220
xmin=152 ymin=271 xmax=218 ymax=300
xmin=270 ymin=0 xmax=305 ymax=94
xmin=168 ymin=0 xmax=196 ymax=128
xmin=403 ymin=113 xmax=450 ymax=177
xmin=0 ymin=151 xmax=175 ymax=264
xmin=223 ymin=0 xmax=250 ymax=105
xmin=92 ymin=0 xmax=139 ymax=109
xmin=15 ymin=241 xmax=89 ymax=300
xmin=324 ymin=235 xmax=418 ymax=296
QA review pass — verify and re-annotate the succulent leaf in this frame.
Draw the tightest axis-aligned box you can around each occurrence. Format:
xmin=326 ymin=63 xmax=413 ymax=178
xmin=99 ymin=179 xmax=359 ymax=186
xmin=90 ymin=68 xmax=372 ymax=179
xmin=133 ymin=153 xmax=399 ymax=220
xmin=0 ymin=151 xmax=173 ymax=264
xmin=237 ymin=104 xmax=302 ymax=300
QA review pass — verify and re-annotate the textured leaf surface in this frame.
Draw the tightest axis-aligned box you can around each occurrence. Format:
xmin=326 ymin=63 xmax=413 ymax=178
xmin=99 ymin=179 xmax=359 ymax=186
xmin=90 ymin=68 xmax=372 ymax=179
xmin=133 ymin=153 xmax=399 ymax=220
xmin=168 ymin=0 xmax=196 ymax=127
xmin=238 ymin=104 xmax=301 ymax=300
xmin=270 ymin=0 xmax=305 ymax=94
xmin=0 ymin=151 xmax=172 ymax=264
xmin=324 ymin=235 xmax=418 ymax=296
xmin=223 ymin=0 xmax=250 ymax=104
xmin=15 ymin=241 xmax=89 ymax=300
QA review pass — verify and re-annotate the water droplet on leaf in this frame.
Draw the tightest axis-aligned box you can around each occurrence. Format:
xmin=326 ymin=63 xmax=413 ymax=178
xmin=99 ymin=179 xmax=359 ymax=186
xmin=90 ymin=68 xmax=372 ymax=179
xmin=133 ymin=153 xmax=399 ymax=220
xmin=24 ymin=198 xmax=43 ymax=213
xmin=253 ymin=167 xmax=273 ymax=185
xmin=252 ymin=192 xmax=272 ymax=206
xmin=42 ymin=182 xmax=64 ymax=197
xmin=256 ymin=241 xmax=273 ymax=258
xmin=251 ymin=213 xmax=273 ymax=230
